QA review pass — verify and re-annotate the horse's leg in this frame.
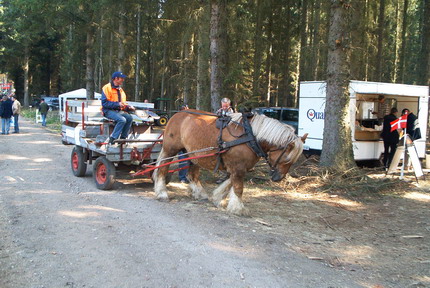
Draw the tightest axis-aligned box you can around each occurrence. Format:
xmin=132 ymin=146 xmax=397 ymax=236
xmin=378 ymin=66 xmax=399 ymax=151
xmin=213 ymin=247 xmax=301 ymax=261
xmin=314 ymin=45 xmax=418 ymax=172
xmin=212 ymin=178 xmax=232 ymax=208
xmin=187 ymin=164 xmax=208 ymax=200
xmin=226 ymin=173 xmax=249 ymax=216
xmin=153 ymin=148 xmax=171 ymax=201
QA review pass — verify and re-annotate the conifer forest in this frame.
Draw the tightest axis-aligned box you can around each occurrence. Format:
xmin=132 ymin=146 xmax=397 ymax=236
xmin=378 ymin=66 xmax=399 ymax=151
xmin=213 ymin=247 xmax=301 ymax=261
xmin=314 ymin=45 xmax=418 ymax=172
xmin=0 ymin=0 xmax=429 ymax=110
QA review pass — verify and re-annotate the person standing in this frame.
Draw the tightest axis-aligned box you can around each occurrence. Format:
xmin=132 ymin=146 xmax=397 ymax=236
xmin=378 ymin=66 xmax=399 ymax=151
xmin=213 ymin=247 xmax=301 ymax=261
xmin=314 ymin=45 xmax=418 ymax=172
xmin=380 ymin=108 xmax=399 ymax=168
xmin=39 ymin=98 xmax=49 ymax=127
xmin=0 ymin=95 xmax=13 ymax=134
xmin=215 ymin=98 xmax=234 ymax=184
xmin=401 ymin=108 xmax=421 ymax=141
xmin=178 ymin=104 xmax=190 ymax=184
xmin=11 ymin=95 xmax=21 ymax=133
xmin=101 ymin=71 xmax=135 ymax=145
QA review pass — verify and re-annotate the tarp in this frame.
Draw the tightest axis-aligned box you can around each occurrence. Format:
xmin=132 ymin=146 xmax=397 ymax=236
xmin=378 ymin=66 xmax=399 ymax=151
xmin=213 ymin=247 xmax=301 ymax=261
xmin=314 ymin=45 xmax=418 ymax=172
xmin=59 ymin=88 xmax=101 ymax=99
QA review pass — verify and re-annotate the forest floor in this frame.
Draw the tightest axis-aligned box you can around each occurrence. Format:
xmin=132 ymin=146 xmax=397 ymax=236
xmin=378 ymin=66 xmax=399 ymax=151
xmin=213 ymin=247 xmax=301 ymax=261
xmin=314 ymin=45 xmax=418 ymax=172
xmin=170 ymin=155 xmax=430 ymax=288
xmin=0 ymin=118 xmax=429 ymax=288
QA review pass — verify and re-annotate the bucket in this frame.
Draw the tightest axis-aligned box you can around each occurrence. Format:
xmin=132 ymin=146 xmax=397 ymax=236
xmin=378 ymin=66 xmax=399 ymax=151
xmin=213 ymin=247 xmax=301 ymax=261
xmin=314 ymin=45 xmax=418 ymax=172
xmin=426 ymin=154 xmax=430 ymax=169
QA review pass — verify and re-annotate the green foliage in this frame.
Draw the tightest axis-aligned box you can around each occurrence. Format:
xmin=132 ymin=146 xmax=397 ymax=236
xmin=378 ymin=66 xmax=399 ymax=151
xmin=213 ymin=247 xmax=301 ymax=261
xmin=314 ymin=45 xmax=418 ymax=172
xmin=0 ymin=0 xmax=427 ymax=107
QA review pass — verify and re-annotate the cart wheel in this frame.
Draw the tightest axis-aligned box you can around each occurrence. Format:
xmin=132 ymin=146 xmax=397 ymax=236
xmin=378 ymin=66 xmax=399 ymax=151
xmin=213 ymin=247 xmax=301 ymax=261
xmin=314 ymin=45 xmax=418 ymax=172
xmin=157 ymin=115 xmax=168 ymax=126
xmin=71 ymin=146 xmax=87 ymax=177
xmin=93 ymin=157 xmax=116 ymax=190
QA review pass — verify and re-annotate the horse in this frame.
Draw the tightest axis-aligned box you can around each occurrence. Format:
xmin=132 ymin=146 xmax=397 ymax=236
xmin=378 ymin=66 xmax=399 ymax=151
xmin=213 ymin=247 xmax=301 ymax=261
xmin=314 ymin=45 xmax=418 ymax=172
xmin=153 ymin=109 xmax=307 ymax=215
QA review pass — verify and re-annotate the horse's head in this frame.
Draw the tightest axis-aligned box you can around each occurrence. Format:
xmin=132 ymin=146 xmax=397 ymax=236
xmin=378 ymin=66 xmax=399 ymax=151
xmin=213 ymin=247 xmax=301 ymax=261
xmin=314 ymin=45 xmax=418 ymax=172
xmin=267 ymin=134 xmax=308 ymax=182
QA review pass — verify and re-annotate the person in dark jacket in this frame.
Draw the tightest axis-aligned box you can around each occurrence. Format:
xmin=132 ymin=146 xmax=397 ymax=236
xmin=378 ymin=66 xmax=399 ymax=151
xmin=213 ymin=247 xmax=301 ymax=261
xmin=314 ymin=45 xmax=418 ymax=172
xmin=39 ymin=98 xmax=49 ymax=127
xmin=0 ymin=95 xmax=13 ymax=134
xmin=401 ymin=108 xmax=421 ymax=141
xmin=101 ymin=71 xmax=135 ymax=145
xmin=381 ymin=107 xmax=399 ymax=168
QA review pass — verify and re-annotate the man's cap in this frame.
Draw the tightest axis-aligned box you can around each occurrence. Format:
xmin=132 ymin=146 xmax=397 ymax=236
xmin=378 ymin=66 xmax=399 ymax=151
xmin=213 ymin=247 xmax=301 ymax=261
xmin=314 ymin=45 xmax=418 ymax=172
xmin=112 ymin=71 xmax=127 ymax=79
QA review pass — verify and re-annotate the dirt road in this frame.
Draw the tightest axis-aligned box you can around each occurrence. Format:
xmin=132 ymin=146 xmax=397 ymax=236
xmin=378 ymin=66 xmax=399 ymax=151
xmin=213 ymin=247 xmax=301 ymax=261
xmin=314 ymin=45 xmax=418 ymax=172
xmin=0 ymin=119 xmax=427 ymax=288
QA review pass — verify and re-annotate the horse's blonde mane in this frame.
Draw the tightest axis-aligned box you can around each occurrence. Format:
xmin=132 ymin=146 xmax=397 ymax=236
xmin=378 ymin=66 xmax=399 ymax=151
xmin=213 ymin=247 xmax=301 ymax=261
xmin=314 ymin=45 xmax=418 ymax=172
xmin=230 ymin=113 xmax=303 ymax=163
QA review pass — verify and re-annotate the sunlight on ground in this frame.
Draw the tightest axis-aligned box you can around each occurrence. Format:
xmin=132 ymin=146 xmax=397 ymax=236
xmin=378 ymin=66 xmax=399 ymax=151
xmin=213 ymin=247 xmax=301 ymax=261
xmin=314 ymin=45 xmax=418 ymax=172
xmin=207 ymin=241 xmax=260 ymax=258
xmin=78 ymin=205 xmax=125 ymax=213
xmin=25 ymin=189 xmax=62 ymax=195
xmin=4 ymin=176 xmax=18 ymax=183
xmin=168 ymin=182 xmax=189 ymax=189
xmin=246 ymin=185 xmax=364 ymax=209
xmin=18 ymin=140 xmax=57 ymax=145
xmin=58 ymin=210 xmax=101 ymax=218
xmin=79 ymin=191 xmax=117 ymax=196
xmin=1 ymin=155 xmax=29 ymax=160
xmin=32 ymin=158 xmax=53 ymax=162
xmin=329 ymin=245 xmax=375 ymax=267
xmin=403 ymin=192 xmax=430 ymax=202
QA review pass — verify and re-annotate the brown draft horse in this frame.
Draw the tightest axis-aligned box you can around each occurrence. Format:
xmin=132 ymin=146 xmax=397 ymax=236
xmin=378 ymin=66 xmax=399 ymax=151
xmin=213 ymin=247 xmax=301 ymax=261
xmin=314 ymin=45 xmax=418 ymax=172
xmin=153 ymin=110 xmax=307 ymax=215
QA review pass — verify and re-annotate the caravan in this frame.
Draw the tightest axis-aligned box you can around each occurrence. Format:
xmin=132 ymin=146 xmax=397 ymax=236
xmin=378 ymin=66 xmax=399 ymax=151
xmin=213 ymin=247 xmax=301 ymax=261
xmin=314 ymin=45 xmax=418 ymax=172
xmin=298 ymin=81 xmax=429 ymax=160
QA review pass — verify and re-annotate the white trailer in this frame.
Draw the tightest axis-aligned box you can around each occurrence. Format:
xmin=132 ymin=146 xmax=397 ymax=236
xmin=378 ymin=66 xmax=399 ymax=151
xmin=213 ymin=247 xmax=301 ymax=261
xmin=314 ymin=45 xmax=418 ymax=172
xmin=298 ymin=80 xmax=429 ymax=161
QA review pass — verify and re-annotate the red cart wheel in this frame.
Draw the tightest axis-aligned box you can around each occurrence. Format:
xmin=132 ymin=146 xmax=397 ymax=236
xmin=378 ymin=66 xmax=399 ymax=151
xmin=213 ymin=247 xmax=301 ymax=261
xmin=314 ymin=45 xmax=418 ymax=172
xmin=93 ymin=157 xmax=116 ymax=190
xmin=71 ymin=146 xmax=87 ymax=177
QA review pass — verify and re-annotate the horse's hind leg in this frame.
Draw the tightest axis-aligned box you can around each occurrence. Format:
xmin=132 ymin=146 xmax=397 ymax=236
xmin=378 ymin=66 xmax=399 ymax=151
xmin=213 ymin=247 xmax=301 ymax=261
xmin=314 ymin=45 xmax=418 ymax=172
xmin=153 ymin=148 xmax=171 ymax=201
xmin=226 ymin=174 xmax=249 ymax=216
xmin=212 ymin=178 xmax=232 ymax=207
xmin=187 ymin=164 xmax=208 ymax=200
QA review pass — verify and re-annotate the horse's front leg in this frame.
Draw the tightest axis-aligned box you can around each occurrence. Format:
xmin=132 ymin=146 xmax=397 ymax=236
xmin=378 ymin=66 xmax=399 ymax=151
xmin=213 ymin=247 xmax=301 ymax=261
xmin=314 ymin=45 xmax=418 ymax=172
xmin=226 ymin=173 xmax=249 ymax=216
xmin=187 ymin=164 xmax=208 ymax=200
xmin=153 ymin=148 xmax=170 ymax=201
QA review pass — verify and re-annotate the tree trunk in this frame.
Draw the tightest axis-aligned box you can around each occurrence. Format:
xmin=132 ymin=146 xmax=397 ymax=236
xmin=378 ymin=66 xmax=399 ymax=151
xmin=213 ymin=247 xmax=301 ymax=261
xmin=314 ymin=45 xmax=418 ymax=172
xmin=320 ymin=0 xmax=356 ymax=170
xmin=375 ymin=0 xmax=386 ymax=81
xmin=99 ymin=27 xmax=104 ymax=91
xmin=86 ymin=25 xmax=96 ymax=100
xmin=196 ymin=3 xmax=211 ymax=111
xmin=109 ymin=31 xmax=113 ymax=75
xmin=23 ymin=45 xmax=29 ymax=107
xmin=418 ymin=0 xmax=430 ymax=86
xmin=160 ymin=45 xmax=166 ymax=100
xmin=183 ymin=33 xmax=194 ymax=106
xmin=210 ymin=0 xmax=227 ymax=112
xmin=312 ymin=0 xmax=321 ymax=80
xmin=252 ymin=0 xmax=264 ymax=100
xmin=350 ymin=0 xmax=366 ymax=80
xmin=264 ymin=0 xmax=274 ymax=106
xmin=135 ymin=5 xmax=142 ymax=101
xmin=282 ymin=0 xmax=292 ymax=107
xmin=298 ymin=0 xmax=309 ymax=82
xmin=397 ymin=0 xmax=408 ymax=83
xmin=117 ymin=7 xmax=126 ymax=71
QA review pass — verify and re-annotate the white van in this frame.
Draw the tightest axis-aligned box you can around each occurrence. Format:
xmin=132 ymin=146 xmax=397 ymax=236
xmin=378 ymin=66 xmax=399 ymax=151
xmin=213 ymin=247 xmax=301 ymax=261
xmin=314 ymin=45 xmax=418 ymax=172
xmin=298 ymin=80 xmax=429 ymax=160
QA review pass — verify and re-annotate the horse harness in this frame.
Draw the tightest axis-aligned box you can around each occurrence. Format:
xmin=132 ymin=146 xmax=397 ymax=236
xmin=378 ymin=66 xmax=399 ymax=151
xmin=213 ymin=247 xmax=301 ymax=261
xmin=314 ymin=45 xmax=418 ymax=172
xmin=183 ymin=110 xmax=288 ymax=175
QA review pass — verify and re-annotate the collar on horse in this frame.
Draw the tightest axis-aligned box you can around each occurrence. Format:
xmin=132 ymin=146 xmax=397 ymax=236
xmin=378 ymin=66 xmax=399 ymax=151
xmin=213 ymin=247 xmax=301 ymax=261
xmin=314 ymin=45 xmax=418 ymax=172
xmin=182 ymin=110 xmax=287 ymax=175
xmin=216 ymin=112 xmax=278 ymax=174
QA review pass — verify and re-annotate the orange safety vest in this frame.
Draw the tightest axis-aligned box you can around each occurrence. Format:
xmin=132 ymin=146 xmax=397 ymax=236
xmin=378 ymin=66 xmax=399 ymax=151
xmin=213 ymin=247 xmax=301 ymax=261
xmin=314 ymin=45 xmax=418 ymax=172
xmin=102 ymin=83 xmax=127 ymax=103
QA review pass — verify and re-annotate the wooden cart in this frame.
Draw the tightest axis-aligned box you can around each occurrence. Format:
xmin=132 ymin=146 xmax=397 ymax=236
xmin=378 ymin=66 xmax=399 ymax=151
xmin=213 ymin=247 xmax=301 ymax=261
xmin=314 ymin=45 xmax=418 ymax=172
xmin=61 ymin=100 xmax=163 ymax=190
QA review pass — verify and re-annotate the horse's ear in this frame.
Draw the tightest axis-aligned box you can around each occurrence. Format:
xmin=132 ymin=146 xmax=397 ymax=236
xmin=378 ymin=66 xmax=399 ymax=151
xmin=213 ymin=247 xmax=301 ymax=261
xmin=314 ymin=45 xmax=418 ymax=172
xmin=301 ymin=133 xmax=308 ymax=143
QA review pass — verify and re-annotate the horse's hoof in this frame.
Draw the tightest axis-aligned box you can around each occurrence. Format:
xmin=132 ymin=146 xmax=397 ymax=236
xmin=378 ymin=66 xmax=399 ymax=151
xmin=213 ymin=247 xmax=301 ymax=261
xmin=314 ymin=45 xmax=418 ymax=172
xmin=155 ymin=192 xmax=169 ymax=201
xmin=213 ymin=199 xmax=227 ymax=208
xmin=227 ymin=207 xmax=250 ymax=217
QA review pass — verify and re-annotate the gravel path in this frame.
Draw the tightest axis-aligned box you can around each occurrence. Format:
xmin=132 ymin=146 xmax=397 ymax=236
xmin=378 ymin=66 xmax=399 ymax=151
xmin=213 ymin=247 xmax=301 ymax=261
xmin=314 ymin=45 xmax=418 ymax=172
xmin=0 ymin=119 xmax=364 ymax=288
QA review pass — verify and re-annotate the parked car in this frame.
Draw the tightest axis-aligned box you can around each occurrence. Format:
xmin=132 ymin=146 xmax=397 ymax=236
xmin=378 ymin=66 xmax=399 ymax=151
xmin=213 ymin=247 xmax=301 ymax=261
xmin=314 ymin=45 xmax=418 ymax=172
xmin=44 ymin=96 xmax=59 ymax=110
xmin=252 ymin=107 xmax=299 ymax=133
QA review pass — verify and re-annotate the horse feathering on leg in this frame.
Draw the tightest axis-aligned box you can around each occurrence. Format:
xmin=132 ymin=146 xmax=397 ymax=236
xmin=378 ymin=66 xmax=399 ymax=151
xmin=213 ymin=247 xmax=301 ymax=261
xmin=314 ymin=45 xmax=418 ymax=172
xmin=153 ymin=110 xmax=307 ymax=215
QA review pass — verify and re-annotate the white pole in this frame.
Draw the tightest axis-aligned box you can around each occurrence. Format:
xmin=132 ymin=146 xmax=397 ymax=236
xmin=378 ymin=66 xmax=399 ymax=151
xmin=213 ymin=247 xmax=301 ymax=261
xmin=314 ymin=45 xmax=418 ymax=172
xmin=400 ymin=127 xmax=407 ymax=180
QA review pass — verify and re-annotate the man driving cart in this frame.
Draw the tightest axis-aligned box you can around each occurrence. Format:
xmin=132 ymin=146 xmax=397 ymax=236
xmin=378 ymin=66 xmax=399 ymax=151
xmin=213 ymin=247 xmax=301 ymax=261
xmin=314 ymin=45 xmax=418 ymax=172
xmin=102 ymin=71 xmax=135 ymax=145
